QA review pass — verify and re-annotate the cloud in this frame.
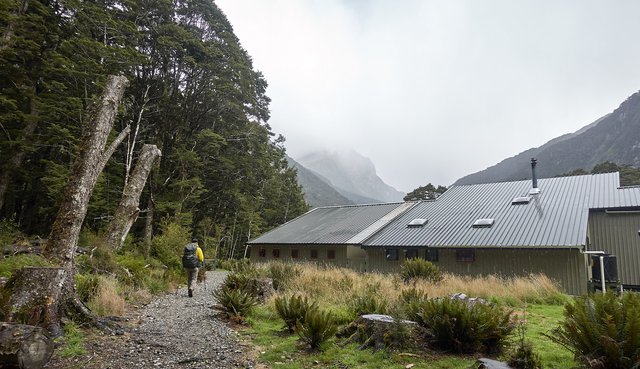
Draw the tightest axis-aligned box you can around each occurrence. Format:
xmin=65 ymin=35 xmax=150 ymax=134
xmin=217 ymin=0 xmax=640 ymax=191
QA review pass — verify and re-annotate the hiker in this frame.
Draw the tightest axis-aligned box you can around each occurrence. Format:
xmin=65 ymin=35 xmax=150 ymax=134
xmin=182 ymin=238 xmax=204 ymax=297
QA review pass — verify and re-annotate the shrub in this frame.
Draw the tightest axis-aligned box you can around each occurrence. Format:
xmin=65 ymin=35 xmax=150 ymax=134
xmin=296 ymin=308 xmax=338 ymax=350
xmin=416 ymin=297 xmax=514 ymax=354
xmin=349 ymin=293 xmax=388 ymax=318
xmin=219 ymin=258 xmax=256 ymax=275
xmin=549 ymin=292 xmax=640 ymax=369
xmin=507 ymin=323 xmax=544 ymax=369
xmin=150 ymin=221 xmax=190 ymax=270
xmin=401 ymin=258 xmax=442 ymax=283
xmin=275 ymin=294 xmax=318 ymax=333
xmin=399 ymin=287 xmax=429 ymax=321
xmin=268 ymin=261 xmax=301 ymax=290
xmin=75 ymin=273 xmax=101 ymax=303
xmin=212 ymin=287 xmax=258 ymax=321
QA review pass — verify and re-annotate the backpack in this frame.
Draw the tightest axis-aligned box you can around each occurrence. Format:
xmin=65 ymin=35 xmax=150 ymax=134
xmin=182 ymin=243 xmax=199 ymax=269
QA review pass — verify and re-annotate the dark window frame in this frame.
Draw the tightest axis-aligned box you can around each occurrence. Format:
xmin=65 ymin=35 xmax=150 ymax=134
xmin=327 ymin=249 xmax=336 ymax=259
xmin=425 ymin=248 xmax=439 ymax=262
xmin=291 ymin=249 xmax=299 ymax=259
xmin=385 ymin=248 xmax=399 ymax=261
xmin=258 ymin=248 xmax=266 ymax=258
xmin=405 ymin=249 xmax=419 ymax=259
xmin=272 ymin=249 xmax=280 ymax=259
xmin=455 ymin=249 xmax=475 ymax=262
xmin=310 ymin=249 xmax=319 ymax=259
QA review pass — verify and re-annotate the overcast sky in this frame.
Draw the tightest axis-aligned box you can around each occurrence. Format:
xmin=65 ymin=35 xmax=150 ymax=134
xmin=216 ymin=0 xmax=640 ymax=192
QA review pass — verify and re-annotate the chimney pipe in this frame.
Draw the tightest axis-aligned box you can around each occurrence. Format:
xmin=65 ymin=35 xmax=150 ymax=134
xmin=529 ymin=158 xmax=540 ymax=195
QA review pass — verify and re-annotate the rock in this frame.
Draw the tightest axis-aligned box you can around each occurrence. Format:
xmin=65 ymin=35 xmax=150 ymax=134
xmin=338 ymin=314 xmax=418 ymax=351
xmin=247 ymin=278 xmax=274 ymax=303
xmin=474 ymin=358 xmax=512 ymax=369
xmin=0 ymin=323 xmax=54 ymax=369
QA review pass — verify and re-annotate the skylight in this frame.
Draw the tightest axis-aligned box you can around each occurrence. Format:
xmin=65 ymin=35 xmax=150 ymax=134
xmin=407 ymin=218 xmax=428 ymax=228
xmin=472 ymin=218 xmax=494 ymax=228
xmin=511 ymin=196 xmax=531 ymax=205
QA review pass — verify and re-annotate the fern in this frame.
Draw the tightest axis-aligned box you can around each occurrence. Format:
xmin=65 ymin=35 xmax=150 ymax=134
xmin=549 ymin=292 xmax=640 ymax=368
xmin=274 ymin=294 xmax=318 ymax=333
xmin=400 ymin=258 xmax=443 ymax=283
xmin=212 ymin=287 xmax=258 ymax=320
xmin=296 ymin=308 xmax=338 ymax=350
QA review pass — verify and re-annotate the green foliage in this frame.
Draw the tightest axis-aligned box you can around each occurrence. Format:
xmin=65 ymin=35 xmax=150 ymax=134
xmin=0 ymin=254 xmax=52 ymax=278
xmin=561 ymin=161 xmax=640 ymax=186
xmin=150 ymin=221 xmax=191 ymax=270
xmin=0 ymin=219 xmax=21 ymax=250
xmin=416 ymin=298 xmax=515 ymax=354
xmin=75 ymin=273 xmax=100 ymax=303
xmin=400 ymin=258 xmax=443 ymax=283
xmin=212 ymin=287 xmax=258 ymax=321
xmin=404 ymin=183 xmax=447 ymax=201
xmin=549 ymin=292 xmax=640 ymax=369
xmin=218 ymin=258 xmax=257 ymax=276
xmin=274 ymin=294 xmax=318 ymax=333
xmin=399 ymin=287 xmax=429 ymax=321
xmin=57 ymin=322 xmax=87 ymax=358
xmin=268 ymin=261 xmax=301 ymax=290
xmin=296 ymin=308 xmax=338 ymax=350
xmin=507 ymin=323 xmax=544 ymax=369
xmin=349 ymin=293 xmax=388 ymax=318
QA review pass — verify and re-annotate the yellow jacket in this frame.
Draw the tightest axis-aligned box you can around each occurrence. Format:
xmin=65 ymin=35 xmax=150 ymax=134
xmin=196 ymin=247 xmax=204 ymax=262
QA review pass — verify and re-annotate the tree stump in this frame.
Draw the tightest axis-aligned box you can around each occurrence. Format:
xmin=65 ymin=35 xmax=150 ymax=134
xmin=339 ymin=314 xmax=418 ymax=351
xmin=0 ymin=323 xmax=54 ymax=369
xmin=248 ymin=278 xmax=274 ymax=303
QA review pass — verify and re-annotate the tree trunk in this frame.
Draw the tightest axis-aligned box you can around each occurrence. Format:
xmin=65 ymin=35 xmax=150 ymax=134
xmin=0 ymin=322 xmax=54 ymax=369
xmin=142 ymin=196 xmax=154 ymax=258
xmin=44 ymin=75 xmax=129 ymax=263
xmin=4 ymin=76 xmax=130 ymax=336
xmin=104 ymin=144 xmax=161 ymax=250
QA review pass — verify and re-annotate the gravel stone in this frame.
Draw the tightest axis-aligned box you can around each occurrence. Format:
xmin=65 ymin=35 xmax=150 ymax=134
xmin=45 ymin=271 xmax=255 ymax=369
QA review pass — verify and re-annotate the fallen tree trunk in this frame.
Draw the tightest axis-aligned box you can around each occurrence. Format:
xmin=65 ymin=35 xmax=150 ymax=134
xmin=0 ymin=322 xmax=53 ymax=369
xmin=104 ymin=144 xmax=161 ymax=250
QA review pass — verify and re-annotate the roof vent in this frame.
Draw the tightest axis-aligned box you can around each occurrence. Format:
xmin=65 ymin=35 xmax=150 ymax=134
xmin=529 ymin=158 xmax=540 ymax=195
xmin=512 ymin=196 xmax=531 ymax=205
xmin=407 ymin=218 xmax=428 ymax=228
xmin=472 ymin=218 xmax=494 ymax=228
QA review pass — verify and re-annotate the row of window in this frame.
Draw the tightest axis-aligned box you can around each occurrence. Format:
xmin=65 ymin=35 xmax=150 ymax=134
xmin=258 ymin=248 xmax=336 ymax=260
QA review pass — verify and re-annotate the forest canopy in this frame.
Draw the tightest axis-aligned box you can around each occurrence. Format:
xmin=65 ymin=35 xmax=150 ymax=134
xmin=0 ymin=0 xmax=308 ymax=257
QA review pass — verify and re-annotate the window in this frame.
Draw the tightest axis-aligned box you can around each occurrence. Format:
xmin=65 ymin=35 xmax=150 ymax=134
xmin=385 ymin=249 xmax=399 ymax=261
xmin=310 ymin=249 xmax=318 ymax=259
xmin=407 ymin=218 xmax=428 ymax=228
xmin=327 ymin=250 xmax=336 ymax=259
xmin=272 ymin=249 xmax=280 ymax=258
xmin=291 ymin=249 xmax=299 ymax=259
xmin=472 ymin=218 xmax=494 ymax=228
xmin=405 ymin=249 xmax=419 ymax=259
xmin=259 ymin=248 xmax=266 ymax=258
xmin=425 ymin=248 xmax=439 ymax=262
xmin=456 ymin=249 xmax=475 ymax=262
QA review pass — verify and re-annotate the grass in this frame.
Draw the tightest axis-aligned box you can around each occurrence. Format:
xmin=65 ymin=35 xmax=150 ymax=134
xmin=57 ymin=322 xmax=88 ymax=358
xmin=242 ymin=262 xmax=577 ymax=369
xmin=0 ymin=254 xmax=53 ymax=278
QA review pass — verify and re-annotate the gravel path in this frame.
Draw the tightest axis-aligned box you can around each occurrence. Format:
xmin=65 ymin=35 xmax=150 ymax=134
xmin=46 ymin=271 xmax=257 ymax=369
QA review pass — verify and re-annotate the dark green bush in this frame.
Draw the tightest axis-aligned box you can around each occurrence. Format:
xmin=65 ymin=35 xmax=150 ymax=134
xmin=400 ymin=258 xmax=443 ymax=283
xmin=507 ymin=324 xmax=543 ymax=369
xmin=549 ymin=292 xmax=640 ymax=369
xmin=75 ymin=273 xmax=100 ymax=303
xmin=275 ymin=294 xmax=318 ymax=333
xmin=417 ymin=298 xmax=514 ymax=354
xmin=268 ymin=262 xmax=301 ymax=290
xmin=349 ymin=293 xmax=388 ymax=318
xmin=296 ymin=308 xmax=338 ymax=350
xmin=399 ymin=287 xmax=429 ymax=321
xmin=212 ymin=287 xmax=258 ymax=320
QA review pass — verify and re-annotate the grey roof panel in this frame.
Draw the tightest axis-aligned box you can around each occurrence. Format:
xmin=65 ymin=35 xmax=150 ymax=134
xmin=364 ymin=172 xmax=640 ymax=248
xmin=248 ymin=202 xmax=409 ymax=245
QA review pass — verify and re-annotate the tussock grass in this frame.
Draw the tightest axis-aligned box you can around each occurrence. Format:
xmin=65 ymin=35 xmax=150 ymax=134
xmin=88 ymin=276 xmax=125 ymax=316
xmin=257 ymin=262 xmax=566 ymax=308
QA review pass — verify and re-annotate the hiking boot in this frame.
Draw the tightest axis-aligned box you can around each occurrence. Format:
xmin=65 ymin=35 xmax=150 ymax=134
xmin=188 ymin=289 xmax=193 ymax=298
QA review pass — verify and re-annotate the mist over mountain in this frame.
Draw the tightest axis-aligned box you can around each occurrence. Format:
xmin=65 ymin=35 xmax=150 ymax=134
xmin=455 ymin=91 xmax=640 ymax=185
xmin=286 ymin=156 xmax=354 ymax=208
xmin=297 ymin=150 xmax=405 ymax=203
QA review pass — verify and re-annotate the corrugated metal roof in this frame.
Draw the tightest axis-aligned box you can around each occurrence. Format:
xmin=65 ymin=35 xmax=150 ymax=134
xmin=364 ymin=172 xmax=640 ymax=248
xmin=248 ymin=202 xmax=411 ymax=245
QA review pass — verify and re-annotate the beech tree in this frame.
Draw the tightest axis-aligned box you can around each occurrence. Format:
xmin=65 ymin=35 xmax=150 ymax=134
xmin=5 ymin=75 xmax=130 ymax=336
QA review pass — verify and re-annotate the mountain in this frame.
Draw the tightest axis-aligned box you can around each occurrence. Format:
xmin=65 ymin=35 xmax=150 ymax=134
xmin=455 ymin=91 xmax=640 ymax=185
xmin=297 ymin=150 xmax=405 ymax=203
xmin=286 ymin=156 xmax=354 ymax=208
